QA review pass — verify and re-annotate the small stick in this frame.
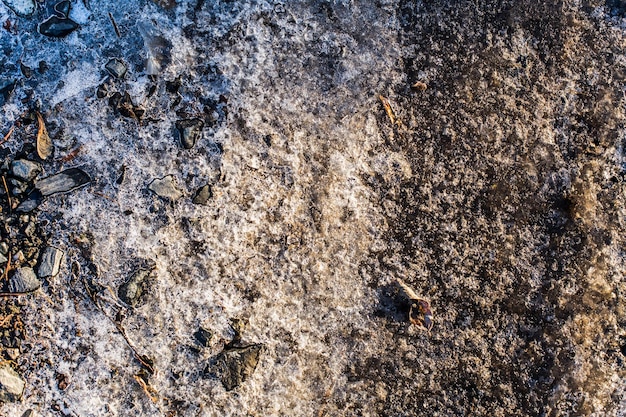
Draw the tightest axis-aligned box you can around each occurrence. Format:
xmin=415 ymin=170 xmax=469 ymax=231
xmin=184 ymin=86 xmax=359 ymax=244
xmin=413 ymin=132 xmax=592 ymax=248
xmin=378 ymin=95 xmax=397 ymax=125
xmin=108 ymin=12 xmax=121 ymax=38
xmin=0 ymin=126 xmax=14 ymax=145
xmin=1 ymin=250 xmax=11 ymax=282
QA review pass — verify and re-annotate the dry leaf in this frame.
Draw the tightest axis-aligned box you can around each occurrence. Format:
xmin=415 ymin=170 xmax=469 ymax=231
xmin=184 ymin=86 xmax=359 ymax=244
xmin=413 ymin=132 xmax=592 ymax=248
xmin=36 ymin=112 xmax=53 ymax=160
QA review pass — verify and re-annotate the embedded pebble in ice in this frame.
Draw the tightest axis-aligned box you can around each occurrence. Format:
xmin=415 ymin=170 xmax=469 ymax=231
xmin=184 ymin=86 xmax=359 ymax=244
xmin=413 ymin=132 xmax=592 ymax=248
xmin=192 ymin=184 xmax=212 ymax=205
xmin=37 ymin=246 xmax=64 ymax=278
xmin=206 ymin=344 xmax=263 ymax=391
xmin=1 ymin=0 xmax=36 ymax=17
xmin=38 ymin=16 xmax=79 ymax=38
xmin=53 ymin=0 xmax=71 ymax=18
xmin=175 ymin=118 xmax=204 ymax=149
xmin=11 ymin=160 xmax=40 ymax=181
xmin=0 ymin=79 xmax=16 ymax=106
xmin=118 ymin=268 xmax=152 ymax=308
xmin=0 ymin=363 xmax=25 ymax=402
xmin=105 ymin=58 xmax=127 ymax=79
xmin=194 ymin=327 xmax=212 ymax=347
xmin=8 ymin=267 xmax=41 ymax=293
xmin=148 ymin=175 xmax=183 ymax=200
xmin=35 ymin=168 xmax=91 ymax=196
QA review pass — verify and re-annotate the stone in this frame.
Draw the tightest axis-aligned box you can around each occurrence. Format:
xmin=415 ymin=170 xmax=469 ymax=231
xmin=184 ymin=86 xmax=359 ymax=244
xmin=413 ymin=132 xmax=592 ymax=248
xmin=0 ymin=363 xmax=25 ymax=402
xmin=118 ymin=268 xmax=152 ymax=307
xmin=148 ymin=175 xmax=183 ymax=200
xmin=38 ymin=16 xmax=79 ymax=38
xmin=53 ymin=0 xmax=71 ymax=18
xmin=192 ymin=184 xmax=212 ymax=205
xmin=1 ymin=0 xmax=36 ymax=17
xmin=11 ymin=159 xmax=41 ymax=181
xmin=105 ymin=58 xmax=127 ymax=79
xmin=35 ymin=168 xmax=91 ymax=196
xmin=194 ymin=327 xmax=212 ymax=347
xmin=175 ymin=119 xmax=204 ymax=149
xmin=8 ymin=267 xmax=40 ymax=293
xmin=0 ymin=79 xmax=15 ymax=107
xmin=205 ymin=344 xmax=262 ymax=391
xmin=37 ymin=246 xmax=64 ymax=278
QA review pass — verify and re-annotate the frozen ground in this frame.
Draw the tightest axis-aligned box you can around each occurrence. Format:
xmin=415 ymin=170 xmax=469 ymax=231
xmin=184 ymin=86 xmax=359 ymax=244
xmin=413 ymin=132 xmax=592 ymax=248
xmin=1 ymin=0 xmax=626 ymax=415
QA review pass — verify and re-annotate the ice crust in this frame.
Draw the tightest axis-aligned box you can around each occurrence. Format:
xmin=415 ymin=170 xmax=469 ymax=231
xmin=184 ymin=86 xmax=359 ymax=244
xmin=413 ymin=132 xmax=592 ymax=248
xmin=0 ymin=0 xmax=625 ymax=416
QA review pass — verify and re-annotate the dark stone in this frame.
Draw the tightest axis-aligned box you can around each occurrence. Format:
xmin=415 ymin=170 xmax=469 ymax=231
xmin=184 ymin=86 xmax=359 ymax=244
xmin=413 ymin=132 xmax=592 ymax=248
xmin=19 ymin=63 xmax=32 ymax=79
xmin=53 ymin=0 xmax=71 ymax=18
xmin=8 ymin=268 xmax=41 ymax=293
xmin=205 ymin=344 xmax=262 ymax=391
xmin=118 ymin=268 xmax=152 ymax=307
xmin=109 ymin=92 xmax=142 ymax=119
xmin=0 ymin=79 xmax=16 ymax=106
xmin=175 ymin=118 xmax=204 ymax=149
xmin=16 ymin=190 xmax=43 ymax=213
xmin=192 ymin=184 xmax=212 ymax=205
xmin=35 ymin=168 xmax=91 ymax=196
xmin=11 ymin=159 xmax=41 ymax=181
xmin=105 ymin=58 xmax=127 ymax=79
xmin=96 ymin=84 xmax=108 ymax=99
xmin=38 ymin=16 xmax=79 ymax=38
xmin=194 ymin=327 xmax=212 ymax=347
xmin=38 ymin=61 xmax=48 ymax=74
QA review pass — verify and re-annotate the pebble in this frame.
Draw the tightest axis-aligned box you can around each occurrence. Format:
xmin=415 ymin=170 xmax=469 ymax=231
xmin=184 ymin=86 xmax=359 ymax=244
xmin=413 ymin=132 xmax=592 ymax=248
xmin=53 ymin=0 xmax=71 ymax=18
xmin=8 ymin=267 xmax=41 ymax=293
xmin=11 ymin=159 xmax=41 ymax=181
xmin=205 ymin=344 xmax=262 ymax=391
xmin=38 ymin=16 xmax=79 ymax=38
xmin=192 ymin=184 xmax=212 ymax=205
xmin=175 ymin=119 xmax=204 ymax=149
xmin=148 ymin=175 xmax=183 ymax=200
xmin=37 ymin=246 xmax=64 ymax=278
xmin=0 ymin=363 xmax=25 ymax=402
xmin=194 ymin=327 xmax=212 ymax=347
xmin=105 ymin=58 xmax=127 ymax=79
xmin=0 ymin=78 xmax=16 ymax=106
xmin=35 ymin=168 xmax=91 ymax=196
xmin=118 ymin=268 xmax=152 ymax=307
xmin=1 ymin=0 xmax=36 ymax=17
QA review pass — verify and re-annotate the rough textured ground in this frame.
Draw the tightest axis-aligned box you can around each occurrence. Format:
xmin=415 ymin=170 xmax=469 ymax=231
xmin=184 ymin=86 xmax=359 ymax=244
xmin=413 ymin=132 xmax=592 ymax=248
xmin=1 ymin=0 xmax=626 ymax=416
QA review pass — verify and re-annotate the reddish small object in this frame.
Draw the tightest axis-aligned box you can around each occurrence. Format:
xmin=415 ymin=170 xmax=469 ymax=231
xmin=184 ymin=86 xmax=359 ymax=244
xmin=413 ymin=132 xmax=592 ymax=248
xmin=3 ymin=20 xmax=11 ymax=32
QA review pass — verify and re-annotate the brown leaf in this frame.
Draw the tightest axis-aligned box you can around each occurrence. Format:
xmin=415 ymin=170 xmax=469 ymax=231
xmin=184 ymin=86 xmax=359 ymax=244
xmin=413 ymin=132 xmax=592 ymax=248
xmin=36 ymin=112 xmax=53 ymax=160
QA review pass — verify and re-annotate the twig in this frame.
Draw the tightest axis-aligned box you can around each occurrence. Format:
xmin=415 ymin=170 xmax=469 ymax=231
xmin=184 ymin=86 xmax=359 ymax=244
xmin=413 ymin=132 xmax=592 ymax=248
xmin=0 ymin=126 xmax=14 ymax=145
xmin=108 ymin=12 xmax=121 ymax=38
xmin=1 ymin=250 xmax=11 ymax=282
xmin=1 ymin=176 xmax=11 ymax=212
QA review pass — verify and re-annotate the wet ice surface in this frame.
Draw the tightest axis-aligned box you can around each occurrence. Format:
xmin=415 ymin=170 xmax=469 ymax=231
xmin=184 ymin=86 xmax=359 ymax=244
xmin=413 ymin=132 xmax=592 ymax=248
xmin=1 ymin=0 xmax=626 ymax=416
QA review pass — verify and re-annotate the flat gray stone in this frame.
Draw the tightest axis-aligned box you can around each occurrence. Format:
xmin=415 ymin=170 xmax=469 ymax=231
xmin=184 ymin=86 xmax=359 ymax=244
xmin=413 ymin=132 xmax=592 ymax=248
xmin=105 ymin=58 xmax=127 ymax=79
xmin=148 ymin=175 xmax=183 ymax=200
xmin=35 ymin=168 xmax=91 ymax=196
xmin=37 ymin=246 xmax=64 ymax=278
xmin=11 ymin=159 xmax=41 ymax=181
xmin=192 ymin=184 xmax=212 ymax=205
xmin=0 ymin=363 xmax=25 ymax=402
xmin=9 ymin=267 xmax=41 ymax=293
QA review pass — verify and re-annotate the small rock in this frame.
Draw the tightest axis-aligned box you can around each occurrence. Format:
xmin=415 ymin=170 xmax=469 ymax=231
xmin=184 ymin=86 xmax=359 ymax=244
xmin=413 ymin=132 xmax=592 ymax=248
xmin=148 ymin=175 xmax=183 ymax=200
xmin=53 ymin=0 xmax=71 ymax=18
xmin=0 ymin=363 xmax=25 ymax=402
xmin=8 ymin=267 xmax=40 ymax=293
xmin=205 ymin=344 xmax=262 ymax=391
xmin=118 ymin=268 xmax=152 ymax=307
xmin=192 ymin=184 xmax=212 ymax=205
xmin=35 ymin=168 xmax=91 ymax=196
xmin=20 ymin=63 xmax=33 ymax=79
xmin=16 ymin=190 xmax=43 ymax=213
xmin=175 ymin=119 xmax=204 ymax=149
xmin=38 ymin=16 xmax=79 ymax=38
xmin=0 ymin=78 xmax=16 ymax=107
xmin=96 ymin=83 xmax=108 ymax=99
xmin=194 ymin=327 xmax=212 ymax=347
xmin=1 ymin=0 xmax=36 ymax=17
xmin=105 ymin=58 xmax=127 ymax=79
xmin=11 ymin=159 xmax=41 ymax=181
xmin=37 ymin=246 xmax=64 ymax=278
xmin=0 ymin=253 xmax=6 ymax=264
